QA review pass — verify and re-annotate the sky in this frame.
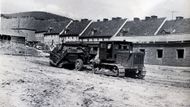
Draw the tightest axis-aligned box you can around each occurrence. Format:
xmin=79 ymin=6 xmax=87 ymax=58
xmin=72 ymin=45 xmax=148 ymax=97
xmin=1 ymin=0 xmax=190 ymax=20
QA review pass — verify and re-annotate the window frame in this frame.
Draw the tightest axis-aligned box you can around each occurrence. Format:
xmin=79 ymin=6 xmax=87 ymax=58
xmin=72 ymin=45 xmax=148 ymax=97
xmin=139 ymin=49 xmax=145 ymax=53
xmin=176 ymin=48 xmax=185 ymax=59
xmin=157 ymin=49 xmax=163 ymax=59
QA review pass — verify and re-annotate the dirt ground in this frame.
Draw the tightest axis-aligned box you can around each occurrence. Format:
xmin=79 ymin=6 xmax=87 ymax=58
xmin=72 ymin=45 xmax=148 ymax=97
xmin=0 ymin=55 xmax=190 ymax=107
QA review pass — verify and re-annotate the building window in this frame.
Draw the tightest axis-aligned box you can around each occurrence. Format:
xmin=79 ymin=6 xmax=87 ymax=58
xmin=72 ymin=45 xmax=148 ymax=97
xmin=7 ymin=36 xmax=11 ymax=41
xmin=64 ymin=28 xmax=69 ymax=34
xmin=139 ymin=49 xmax=145 ymax=53
xmin=91 ymin=31 xmax=95 ymax=36
xmin=119 ymin=32 xmax=124 ymax=36
xmin=123 ymin=45 xmax=129 ymax=50
xmin=48 ymin=26 xmax=53 ymax=33
xmin=157 ymin=49 xmax=163 ymax=58
xmin=118 ymin=44 xmax=122 ymax=49
xmin=91 ymin=28 xmax=97 ymax=36
xmin=51 ymin=40 xmax=54 ymax=45
xmin=93 ymin=47 xmax=98 ymax=51
xmin=177 ymin=49 xmax=184 ymax=59
xmin=119 ymin=28 xmax=129 ymax=36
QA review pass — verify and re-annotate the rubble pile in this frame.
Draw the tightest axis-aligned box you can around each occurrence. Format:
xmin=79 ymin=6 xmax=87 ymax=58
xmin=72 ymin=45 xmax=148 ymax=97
xmin=0 ymin=42 xmax=49 ymax=56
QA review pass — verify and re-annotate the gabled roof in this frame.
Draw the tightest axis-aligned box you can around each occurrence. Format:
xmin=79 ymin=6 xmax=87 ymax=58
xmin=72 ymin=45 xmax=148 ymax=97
xmin=157 ymin=18 xmax=190 ymax=35
xmin=60 ymin=19 xmax=91 ymax=37
xmin=80 ymin=18 xmax=127 ymax=38
xmin=44 ymin=20 xmax=71 ymax=35
xmin=116 ymin=17 xmax=166 ymax=36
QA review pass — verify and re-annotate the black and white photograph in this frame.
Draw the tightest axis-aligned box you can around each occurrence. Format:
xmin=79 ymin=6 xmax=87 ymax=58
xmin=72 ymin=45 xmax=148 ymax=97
xmin=0 ymin=0 xmax=190 ymax=107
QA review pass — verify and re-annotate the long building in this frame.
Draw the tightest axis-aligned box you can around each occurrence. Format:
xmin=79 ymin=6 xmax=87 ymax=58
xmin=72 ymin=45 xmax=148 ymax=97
xmin=111 ymin=16 xmax=190 ymax=66
xmin=33 ymin=15 xmax=190 ymax=67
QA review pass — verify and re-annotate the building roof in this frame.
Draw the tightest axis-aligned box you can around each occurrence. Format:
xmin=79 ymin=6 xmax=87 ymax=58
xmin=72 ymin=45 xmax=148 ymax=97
xmin=79 ymin=18 xmax=127 ymax=39
xmin=60 ymin=19 xmax=91 ymax=37
xmin=44 ymin=20 xmax=71 ymax=35
xmin=157 ymin=18 xmax=190 ymax=35
xmin=116 ymin=17 xmax=166 ymax=36
xmin=111 ymin=34 xmax=190 ymax=43
xmin=0 ymin=29 xmax=26 ymax=38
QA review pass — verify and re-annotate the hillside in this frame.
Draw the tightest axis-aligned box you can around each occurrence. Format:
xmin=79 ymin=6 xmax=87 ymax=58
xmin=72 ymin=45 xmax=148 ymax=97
xmin=0 ymin=11 xmax=72 ymax=32
xmin=1 ymin=11 xmax=71 ymax=22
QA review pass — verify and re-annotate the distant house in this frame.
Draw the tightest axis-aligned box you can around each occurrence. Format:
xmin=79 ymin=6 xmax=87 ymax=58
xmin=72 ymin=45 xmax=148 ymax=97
xmin=79 ymin=17 xmax=127 ymax=43
xmin=43 ymin=20 xmax=72 ymax=48
xmin=34 ymin=20 xmax=50 ymax=44
xmin=34 ymin=19 xmax=64 ymax=44
xmin=0 ymin=29 xmax=25 ymax=44
xmin=60 ymin=19 xmax=92 ymax=43
xmin=11 ymin=28 xmax=36 ymax=46
xmin=1 ymin=17 xmax=36 ymax=45
xmin=111 ymin=16 xmax=190 ymax=67
xmin=35 ymin=31 xmax=45 ymax=43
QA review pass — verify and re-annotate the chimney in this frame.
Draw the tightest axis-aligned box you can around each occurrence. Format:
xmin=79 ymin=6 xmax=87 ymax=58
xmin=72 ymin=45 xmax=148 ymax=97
xmin=116 ymin=17 xmax=122 ymax=20
xmin=112 ymin=17 xmax=117 ymax=20
xmin=81 ymin=18 xmax=88 ymax=22
xmin=134 ymin=17 xmax=140 ymax=21
xmin=74 ymin=20 xmax=79 ymax=22
xmin=103 ymin=18 xmax=109 ymax=22
xmin=176 ymin=16 xmax=184 ymax=20
xmin=145 ymin=16 xmax=151 ymax=20
xmin=112 ymin=17 xmax=122 ymax=20
xmin=151 ymin=15 xmax=158 ymax=19
xmin=48 ymin=26 xmax=53 ymax=33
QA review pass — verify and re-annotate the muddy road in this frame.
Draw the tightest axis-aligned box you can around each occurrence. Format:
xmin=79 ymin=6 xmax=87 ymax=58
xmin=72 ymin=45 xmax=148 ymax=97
xmin=0 ymin=55 xmax=190 ymax=107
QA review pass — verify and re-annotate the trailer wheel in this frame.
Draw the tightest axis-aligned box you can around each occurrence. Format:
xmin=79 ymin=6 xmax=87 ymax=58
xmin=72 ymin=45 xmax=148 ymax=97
xmin=49 ymin=61 xmax=54 ymax=66
xmin=112 ymin=66 xmax=119 ymax=77
xmin=93 ymin=66 xmax=100 ymax=74
xmin=75 ymin=59 xmax=83 ymax=71
xmin=57 ymin=62 xmax=64 ymax=68
xmin=137 ymin=70 xmax=146 ymax=79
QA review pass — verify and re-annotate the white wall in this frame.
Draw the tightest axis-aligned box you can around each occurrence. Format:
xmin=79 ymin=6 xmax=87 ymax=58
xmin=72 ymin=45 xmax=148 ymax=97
xmin=19 ymin=30 xmax=35 ymax=42
xmin=62 ymin=36 xmax=79 ymax=43
xmin=44 ymin=34 xmax=60 ymax=46
xmin=35 ymin=32 xmax=45 ymax=43
xmin=79 ymin=38 xmax=110 ymax=42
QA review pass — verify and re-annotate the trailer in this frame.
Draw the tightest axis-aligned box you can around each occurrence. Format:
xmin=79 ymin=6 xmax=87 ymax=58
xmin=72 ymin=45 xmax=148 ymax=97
xmin=49 ymin=41 xmax=146 ymax=79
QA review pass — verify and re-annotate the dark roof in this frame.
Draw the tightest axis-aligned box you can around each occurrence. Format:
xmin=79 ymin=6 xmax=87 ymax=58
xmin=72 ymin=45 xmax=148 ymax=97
xmin=60 ymin=20 xmax=91 ymax=36
xmin=116 ymin=17 xmax=166 ymax=36
xmin=44 ymin=20 xmax=71 ymax=35
xmin=0 ymin=29 xmax=26 ymax=37
xmin=80 ymin=19 xmax=126 ymax=38
xmin=158 ymin=18 xmax=190 ymax=35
